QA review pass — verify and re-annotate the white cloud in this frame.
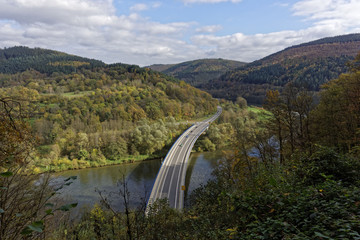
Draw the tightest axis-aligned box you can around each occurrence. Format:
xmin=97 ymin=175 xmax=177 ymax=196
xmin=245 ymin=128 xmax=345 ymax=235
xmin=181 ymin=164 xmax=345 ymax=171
xmin=0 ymin=0 xmax=360 ymax=66
xmin=196 ymin=25 xmax=222 ymax=33
xmin=292 ymin=0 xmax=360 ymax=32
xmin=0 ymin=0 xmax=199 ymax=65
xmin=130 ymin=3 xmax=148 ymax=12
xmin=0 ymin=0 xmax=115 ymax=26
xmin=190 ymin=23 xmax=352 ymax=62
xmin=129 ymin=2 xmax=162 ymax=12
xmin=188 ymin=0 xmax=360 ymax=62
xmin=182 ymin=0 xmax=242 ymax=4
xmin=274 ymin=2 xmax=290 ymax=7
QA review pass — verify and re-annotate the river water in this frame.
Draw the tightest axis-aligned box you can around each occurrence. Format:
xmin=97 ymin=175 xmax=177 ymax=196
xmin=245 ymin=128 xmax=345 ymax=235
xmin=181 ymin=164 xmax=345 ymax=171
xmin=53 ymin=151 xmax=223 ymax=217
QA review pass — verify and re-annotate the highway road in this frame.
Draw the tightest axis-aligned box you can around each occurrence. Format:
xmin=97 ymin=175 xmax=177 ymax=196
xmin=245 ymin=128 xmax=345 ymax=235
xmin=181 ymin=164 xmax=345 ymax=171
xmin=146 ymin=106 xmax=222 ymax=212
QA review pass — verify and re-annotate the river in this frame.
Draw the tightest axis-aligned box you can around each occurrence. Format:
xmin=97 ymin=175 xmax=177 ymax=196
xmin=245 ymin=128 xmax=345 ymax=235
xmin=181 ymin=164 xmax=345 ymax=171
xmin=53 ymin=151 xmax=223 ymax=217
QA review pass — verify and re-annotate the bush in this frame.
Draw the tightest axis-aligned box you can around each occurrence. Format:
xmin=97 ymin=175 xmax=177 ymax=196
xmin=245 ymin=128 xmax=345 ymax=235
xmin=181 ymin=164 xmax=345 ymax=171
xmin=189 ymin=147 xmax=360 ymax=239
xmin=293 ymin=146 xmax=360 ymax=185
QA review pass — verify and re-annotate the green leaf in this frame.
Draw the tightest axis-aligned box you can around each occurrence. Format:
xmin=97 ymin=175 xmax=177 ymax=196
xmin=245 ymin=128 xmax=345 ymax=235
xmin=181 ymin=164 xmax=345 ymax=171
xmin=21 ymin=221 xmax=44 ymax=235
xmin=0 ymin=209 xmax=4 ymax=214
xmin=0 ymin=172 xmax=13 ymax=177
xmin=57 ymin=203 xmax=78 ymax=211
xmin=70 ymin=203 xmax=78 ymax=208
xmin=64 ymin=176 xmax=77 ymax=182
xmin=315 ymin=232 xmax=333 ymax=239
xmin=45 ymin=203 xmax=54 ymax=208
xmin=28 ymin=221 xmax=44 ymax=233
xmin=269 ymin=177 xmax=277 ymax=186
xmin=45 ymin=209 xmax=53 ymax=215
xmin=21 ymin=227 xmax=33 ymax=235
xmin=0 ymin=186 xmax=7 ymax=190
xmin=16 ymin=213 xmax=23 ymax=217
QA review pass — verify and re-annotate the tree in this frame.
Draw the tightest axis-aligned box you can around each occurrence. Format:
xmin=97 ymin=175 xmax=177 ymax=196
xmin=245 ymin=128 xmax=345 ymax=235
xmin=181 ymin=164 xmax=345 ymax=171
xmin=236 ymin=96 xmax=247 ymax=109
xmin=0 ymin=98 xmax=33 ymax=166
xmin=293 ymin=89 xmax=314 ymax=152
xmin=312 ymin=64 xmax=360 ymax=151
xmin=264 ymin=90 xmax=286 ymax=163
xmin=198 ymin=137 xmax=216 ymax=152
xmin=264 ymin=84 xmax=315 ymax=162
xmin=101 ymin=136 xmax=127 ymax=160
xmin=282 ymin=83 xmax=298 ymax=155
xmin=0 ymin=98 xmax=77 ymax=239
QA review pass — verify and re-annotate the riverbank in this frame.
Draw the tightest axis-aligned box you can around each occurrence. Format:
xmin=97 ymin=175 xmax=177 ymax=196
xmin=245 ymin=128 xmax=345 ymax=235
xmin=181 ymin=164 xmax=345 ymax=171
xmin=51 ymin=151 xmax=222 ymax=217
xmin=35 ymin=141 xmax=221 ymax=174
xmin=33 ymin=153 xmax=167 ymax=174
xmin=32 ymin=112 xmax=223 ymax=174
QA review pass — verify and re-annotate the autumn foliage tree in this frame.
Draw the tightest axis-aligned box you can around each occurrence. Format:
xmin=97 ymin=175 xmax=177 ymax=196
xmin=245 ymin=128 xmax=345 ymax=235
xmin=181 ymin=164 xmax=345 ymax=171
xmin=263 ymin=89 xmax=286 ymax=163
xmin=0 ymin=98 xmax=33 ymax=167
xmin=312 ymin=54 xmax=360 ymax=151
xmin=264 ymin=82 xmax=315 ymax=163
xmin=0 ymin=98 xmax=77 ymax=239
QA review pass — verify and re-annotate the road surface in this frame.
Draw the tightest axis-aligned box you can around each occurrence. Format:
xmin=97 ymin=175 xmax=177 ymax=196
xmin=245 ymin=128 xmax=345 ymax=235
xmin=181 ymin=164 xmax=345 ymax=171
xmin=146 ymin=106 xmax=222 ymax=212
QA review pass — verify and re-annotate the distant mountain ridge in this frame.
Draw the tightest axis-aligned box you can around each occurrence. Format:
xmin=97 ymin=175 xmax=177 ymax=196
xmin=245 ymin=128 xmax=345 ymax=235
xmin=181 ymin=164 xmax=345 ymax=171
xmin=201 ymin=33 xmax=360 ymax=104
xmin=0 ymin=46 xmax=105 ymax=74
xmin=148 ymin=58 xmax=246 ymax=87
xmin=286 ymin=33 xmax=360 ymax=49
xmin=4 ymin=34 xmax=360 ymax=106
xmin=258 ymin=33 xmax=360 ymax=65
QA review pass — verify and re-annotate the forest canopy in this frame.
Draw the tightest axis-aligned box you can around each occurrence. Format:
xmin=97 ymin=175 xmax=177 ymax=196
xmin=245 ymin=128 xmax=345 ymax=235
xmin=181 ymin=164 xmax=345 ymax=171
xmin=200 ymin=33 xmax=360 ymax=104
xmin=0 ymin=46 xmax=218 ymax=172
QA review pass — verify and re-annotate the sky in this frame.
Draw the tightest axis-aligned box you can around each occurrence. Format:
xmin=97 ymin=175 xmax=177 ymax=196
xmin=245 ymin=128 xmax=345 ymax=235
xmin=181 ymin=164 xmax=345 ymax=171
xmin=0 ymin=0 xmax=360 ymax=66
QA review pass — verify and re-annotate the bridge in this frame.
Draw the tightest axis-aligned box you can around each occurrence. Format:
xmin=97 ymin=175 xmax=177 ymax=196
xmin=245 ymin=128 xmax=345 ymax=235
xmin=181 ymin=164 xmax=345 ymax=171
xmin=146 ymin=106 xmax=222 ymax=212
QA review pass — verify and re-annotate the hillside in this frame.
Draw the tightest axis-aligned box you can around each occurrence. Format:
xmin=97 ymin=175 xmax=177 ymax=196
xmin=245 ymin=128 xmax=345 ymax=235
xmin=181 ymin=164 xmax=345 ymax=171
xmin=149 ymin=58 xmax=246 ymax=87
xmin=201 ymin=33 xmax=360 ymax=104
xmin=0 ymin=46 xmax=218 ymax=172
xmin=47 ymin=53 xmax=360 ymax=240
xmin=0 ymin=46 xmax=105 ymax=74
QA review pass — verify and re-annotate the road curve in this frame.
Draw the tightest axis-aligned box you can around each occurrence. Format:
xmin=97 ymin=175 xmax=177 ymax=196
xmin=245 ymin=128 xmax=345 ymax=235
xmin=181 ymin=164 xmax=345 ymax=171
xmin=146 ymin=106 xmax=222 ymax=212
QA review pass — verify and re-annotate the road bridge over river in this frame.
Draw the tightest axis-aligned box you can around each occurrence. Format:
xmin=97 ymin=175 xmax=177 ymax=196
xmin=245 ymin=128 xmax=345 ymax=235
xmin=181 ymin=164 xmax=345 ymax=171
xmin=146 ymin=106 xmax=222 ymax=212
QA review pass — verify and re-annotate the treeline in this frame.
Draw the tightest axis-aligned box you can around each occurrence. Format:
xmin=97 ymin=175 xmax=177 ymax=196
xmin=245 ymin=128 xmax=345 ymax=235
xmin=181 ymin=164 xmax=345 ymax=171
xmin=202 ymin=81 xmax=282 ymax=105
xmin=52 ymin=54 xmax=360 ymax=239
xmin=203 ymin=55 xmax=352 ymax=104
xmin=221 ymin=56 xmax=351 ymax=89
xmin=0 ymin=46 xmax=105 ymax=74
xmin=151 ymin=58 xmax=245 ymax=87
xmin=287 ymin=33 xmax=360 ymax=49
xmin=195 ymin=98 xmax=266 ymax=152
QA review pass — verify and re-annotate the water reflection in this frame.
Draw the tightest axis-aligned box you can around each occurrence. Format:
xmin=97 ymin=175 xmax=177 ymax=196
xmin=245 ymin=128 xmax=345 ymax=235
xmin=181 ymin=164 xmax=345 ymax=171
xmin=53 ymin=152 xmax=221 ymax=217
xmin=129 ymin=159 xmax=162 ymax=184
xmin=185 ymin=151 xmax=223 ymax=200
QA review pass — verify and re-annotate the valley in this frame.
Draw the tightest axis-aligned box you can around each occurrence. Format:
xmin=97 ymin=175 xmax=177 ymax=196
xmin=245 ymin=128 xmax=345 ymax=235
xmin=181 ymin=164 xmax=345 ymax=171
xmin=1 ymin=33 xmax=360 ymax=239
xmin=151 ymin=33 xmax=360 ymax=105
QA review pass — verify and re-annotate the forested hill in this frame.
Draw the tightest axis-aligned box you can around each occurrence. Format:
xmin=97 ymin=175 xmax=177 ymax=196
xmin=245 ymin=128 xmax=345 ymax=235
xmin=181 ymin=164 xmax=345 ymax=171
xmin=148 ymin=58 xmax=246 ymax=87
xmin=0 ymin=46 xmax=218 ymax=172
xmin=0 ymin=46 xmax=105 ymax=74
xmin=201 ymin=33 xmax=360 ymax=104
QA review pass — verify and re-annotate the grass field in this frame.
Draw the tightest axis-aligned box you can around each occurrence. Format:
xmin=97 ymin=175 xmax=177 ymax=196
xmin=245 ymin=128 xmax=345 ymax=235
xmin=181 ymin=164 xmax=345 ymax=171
xmin=248 ymin=106 xmax=272 ymax=121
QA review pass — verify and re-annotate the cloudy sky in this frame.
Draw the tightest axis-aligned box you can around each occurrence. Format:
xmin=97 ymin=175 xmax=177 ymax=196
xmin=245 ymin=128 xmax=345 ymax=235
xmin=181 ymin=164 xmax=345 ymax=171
xmin=0 ymin=0 xmax=360 ymax=66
